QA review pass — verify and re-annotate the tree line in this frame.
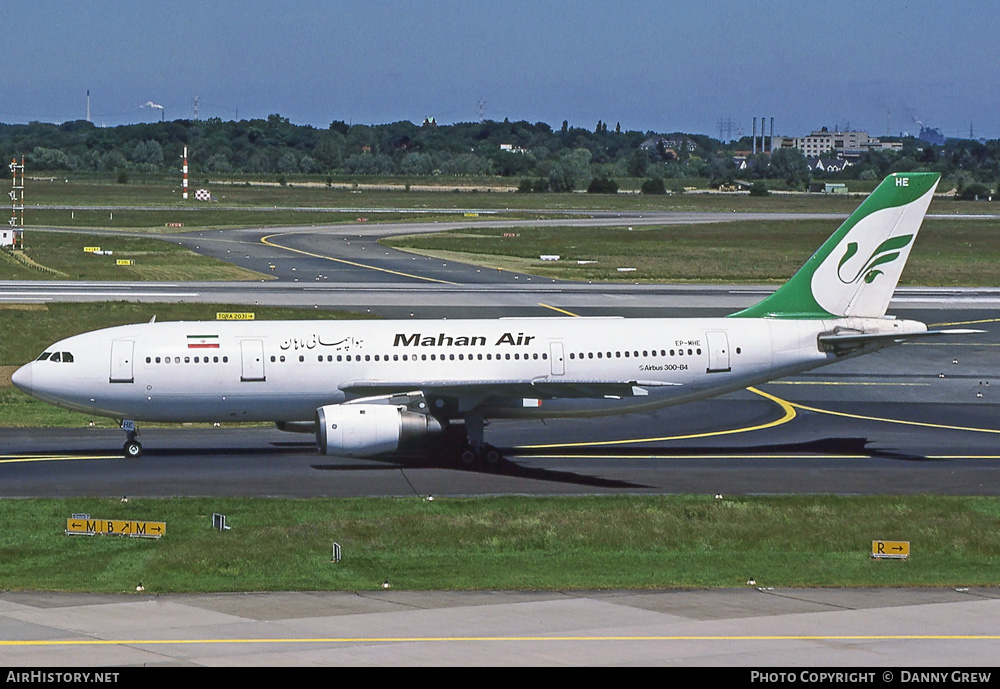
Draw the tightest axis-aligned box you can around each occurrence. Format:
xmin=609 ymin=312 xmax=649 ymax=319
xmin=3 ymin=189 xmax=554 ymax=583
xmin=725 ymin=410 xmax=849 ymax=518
xmin=1 ymin=115 xmax=997 ymax=196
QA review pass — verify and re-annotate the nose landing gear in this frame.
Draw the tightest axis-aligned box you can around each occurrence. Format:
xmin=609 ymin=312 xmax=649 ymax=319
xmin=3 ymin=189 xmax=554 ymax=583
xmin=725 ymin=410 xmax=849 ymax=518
xmin=120 ymin=419 xmax=142 ymax=458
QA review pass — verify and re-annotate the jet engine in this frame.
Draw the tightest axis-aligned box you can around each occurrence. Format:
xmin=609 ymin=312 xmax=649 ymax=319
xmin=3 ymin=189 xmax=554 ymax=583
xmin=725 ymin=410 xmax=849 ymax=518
xmin=315 ymin=404 xmax=443 ymax=457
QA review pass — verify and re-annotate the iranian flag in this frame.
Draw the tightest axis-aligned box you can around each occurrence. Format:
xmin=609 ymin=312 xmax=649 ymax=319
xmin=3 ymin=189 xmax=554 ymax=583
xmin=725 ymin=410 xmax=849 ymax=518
xmin=187 ymin=334 xmax=220 ymax=349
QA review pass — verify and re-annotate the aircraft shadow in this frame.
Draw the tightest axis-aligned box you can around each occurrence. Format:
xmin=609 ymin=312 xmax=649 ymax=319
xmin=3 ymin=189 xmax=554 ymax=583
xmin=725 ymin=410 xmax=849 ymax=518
xmin=311 ymin=453 xmax=652 ymax=489
xmin=514 ymin=437 xmax=934 ymax=462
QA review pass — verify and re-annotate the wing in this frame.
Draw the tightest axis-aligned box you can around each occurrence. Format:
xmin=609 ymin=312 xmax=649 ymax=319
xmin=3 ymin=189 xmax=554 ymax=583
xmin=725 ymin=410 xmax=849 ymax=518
xmin=340 ymin=377 xmax=681 ymax=402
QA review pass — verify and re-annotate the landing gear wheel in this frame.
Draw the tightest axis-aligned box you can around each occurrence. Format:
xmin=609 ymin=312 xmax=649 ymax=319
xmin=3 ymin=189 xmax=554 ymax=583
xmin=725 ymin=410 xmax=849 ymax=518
xmin=484 ymin=446 xmax=502 ymax=465
xmin=459 ymin=447 xmax=477 ymax=465
xmin=123 ymin=440 xmax=143 ymax=459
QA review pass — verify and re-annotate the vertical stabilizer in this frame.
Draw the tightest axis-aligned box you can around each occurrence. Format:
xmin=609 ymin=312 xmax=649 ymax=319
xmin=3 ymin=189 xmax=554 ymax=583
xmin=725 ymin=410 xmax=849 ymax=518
xmin=730 ymin=172 xmax=940 ymax=319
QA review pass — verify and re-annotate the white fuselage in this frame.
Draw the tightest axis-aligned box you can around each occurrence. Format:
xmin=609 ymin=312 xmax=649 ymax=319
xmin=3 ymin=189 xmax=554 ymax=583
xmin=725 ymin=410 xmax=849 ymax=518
xmin=12 ymin=315 xmax=915 ymax=425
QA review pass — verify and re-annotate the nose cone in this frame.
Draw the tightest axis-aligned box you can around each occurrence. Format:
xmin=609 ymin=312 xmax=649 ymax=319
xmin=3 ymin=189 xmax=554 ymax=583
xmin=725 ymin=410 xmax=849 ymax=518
xmin=10 ymin=363 xmax=32 ymax=395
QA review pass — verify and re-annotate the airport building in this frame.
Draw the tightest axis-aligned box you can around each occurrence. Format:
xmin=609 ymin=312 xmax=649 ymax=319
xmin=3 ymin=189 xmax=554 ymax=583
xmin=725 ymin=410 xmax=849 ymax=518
xmin=771 ymin=128 xmax=902 ymax=160
xmin=0 ymin=228 xmax=22 ymax=248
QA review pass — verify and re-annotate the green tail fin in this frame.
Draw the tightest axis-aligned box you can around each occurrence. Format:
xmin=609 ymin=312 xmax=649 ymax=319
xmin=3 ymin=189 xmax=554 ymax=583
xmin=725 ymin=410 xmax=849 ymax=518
xmin=729 ymin=172 xmax=940 ymax=320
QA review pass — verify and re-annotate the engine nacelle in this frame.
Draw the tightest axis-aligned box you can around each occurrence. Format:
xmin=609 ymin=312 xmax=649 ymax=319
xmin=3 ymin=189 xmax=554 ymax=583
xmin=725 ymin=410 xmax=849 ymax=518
xmin=315 ymin=404 xmax=443 ymax=457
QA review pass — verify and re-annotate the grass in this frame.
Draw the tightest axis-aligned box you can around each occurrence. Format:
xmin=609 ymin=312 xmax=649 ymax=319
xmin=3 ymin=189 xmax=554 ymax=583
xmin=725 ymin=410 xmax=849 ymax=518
xmin=0 ymin=302 xmax=374 ymax=427
xmin=383 ymin=217 xmax=1000 ymax=286
xmin=28 ymin=174 xmax=997 ymax=215
xmin=1 ymin=495 xmax=999 ymax=592
xmin=0 ymin=231 xmax=269 ymax=281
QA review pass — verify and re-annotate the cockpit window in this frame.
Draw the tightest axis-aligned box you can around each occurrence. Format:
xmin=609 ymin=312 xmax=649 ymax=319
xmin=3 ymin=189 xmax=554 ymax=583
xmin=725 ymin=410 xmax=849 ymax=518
xmin=34 ymin=351 xmax=74 ymax=362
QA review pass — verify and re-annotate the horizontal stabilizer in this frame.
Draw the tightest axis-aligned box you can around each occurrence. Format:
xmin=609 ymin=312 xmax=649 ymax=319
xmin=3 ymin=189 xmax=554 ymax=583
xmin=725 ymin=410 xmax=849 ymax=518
xmin=818 ymin=328 xmax=984 ymax=353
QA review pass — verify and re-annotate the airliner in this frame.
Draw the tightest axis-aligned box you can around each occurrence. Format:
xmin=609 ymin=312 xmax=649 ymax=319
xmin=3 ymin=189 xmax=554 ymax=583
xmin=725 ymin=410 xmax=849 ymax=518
xmin=10 ymin=173 xmax=979 ymax=462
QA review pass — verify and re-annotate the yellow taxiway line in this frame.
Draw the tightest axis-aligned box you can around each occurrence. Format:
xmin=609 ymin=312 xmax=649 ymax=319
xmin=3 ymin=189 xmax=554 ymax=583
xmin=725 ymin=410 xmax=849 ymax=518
xmin=4 ymin=633 xmax=1000 ymax=647
xmin=520 ymin=386 xmax=797 ymax=450
xmin=0 ymin=454 xmax=120 ymax=464
xmin=783 ymin=398 xmax=1000 ymax=434
xmin=260 ymin=232 xmax=456 ymax=285
xmin=537 ymin=302 xmax=583 ymax=317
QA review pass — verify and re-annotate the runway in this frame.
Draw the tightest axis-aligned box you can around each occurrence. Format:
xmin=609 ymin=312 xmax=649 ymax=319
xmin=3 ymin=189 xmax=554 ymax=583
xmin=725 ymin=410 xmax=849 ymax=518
xmin=4 ymin=588 xmax=999 ymax=667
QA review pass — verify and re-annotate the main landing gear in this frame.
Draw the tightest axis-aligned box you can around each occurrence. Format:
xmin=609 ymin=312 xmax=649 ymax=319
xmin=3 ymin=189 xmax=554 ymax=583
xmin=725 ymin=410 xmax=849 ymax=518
xmin=458 ymin=444 xmax=503 ymax=466
xmin=120 ymin=419 xmax=142 ymax=459
xmin=431 ymin=415 xmax=504 ymax=466
xmin=455 ymin=413 xmax=504 ymax=467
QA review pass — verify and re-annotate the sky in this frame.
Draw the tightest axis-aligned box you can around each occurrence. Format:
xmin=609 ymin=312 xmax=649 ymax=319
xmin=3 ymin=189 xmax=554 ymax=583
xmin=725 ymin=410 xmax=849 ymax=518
xmin=4 ymin=0 xmax=999 ymax=140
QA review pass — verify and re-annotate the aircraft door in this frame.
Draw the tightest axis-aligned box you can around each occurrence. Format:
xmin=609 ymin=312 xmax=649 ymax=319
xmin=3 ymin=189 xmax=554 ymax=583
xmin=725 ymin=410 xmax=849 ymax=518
xmin=109 ymin=340 xmax=135 ymax=383
xmin=705 ymin=331 xmax=731 ymax=373
xmin=549 ymin=342 xmax=565 ymax=376
xmin=240 ymin=340 xmax=266 ymax=382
